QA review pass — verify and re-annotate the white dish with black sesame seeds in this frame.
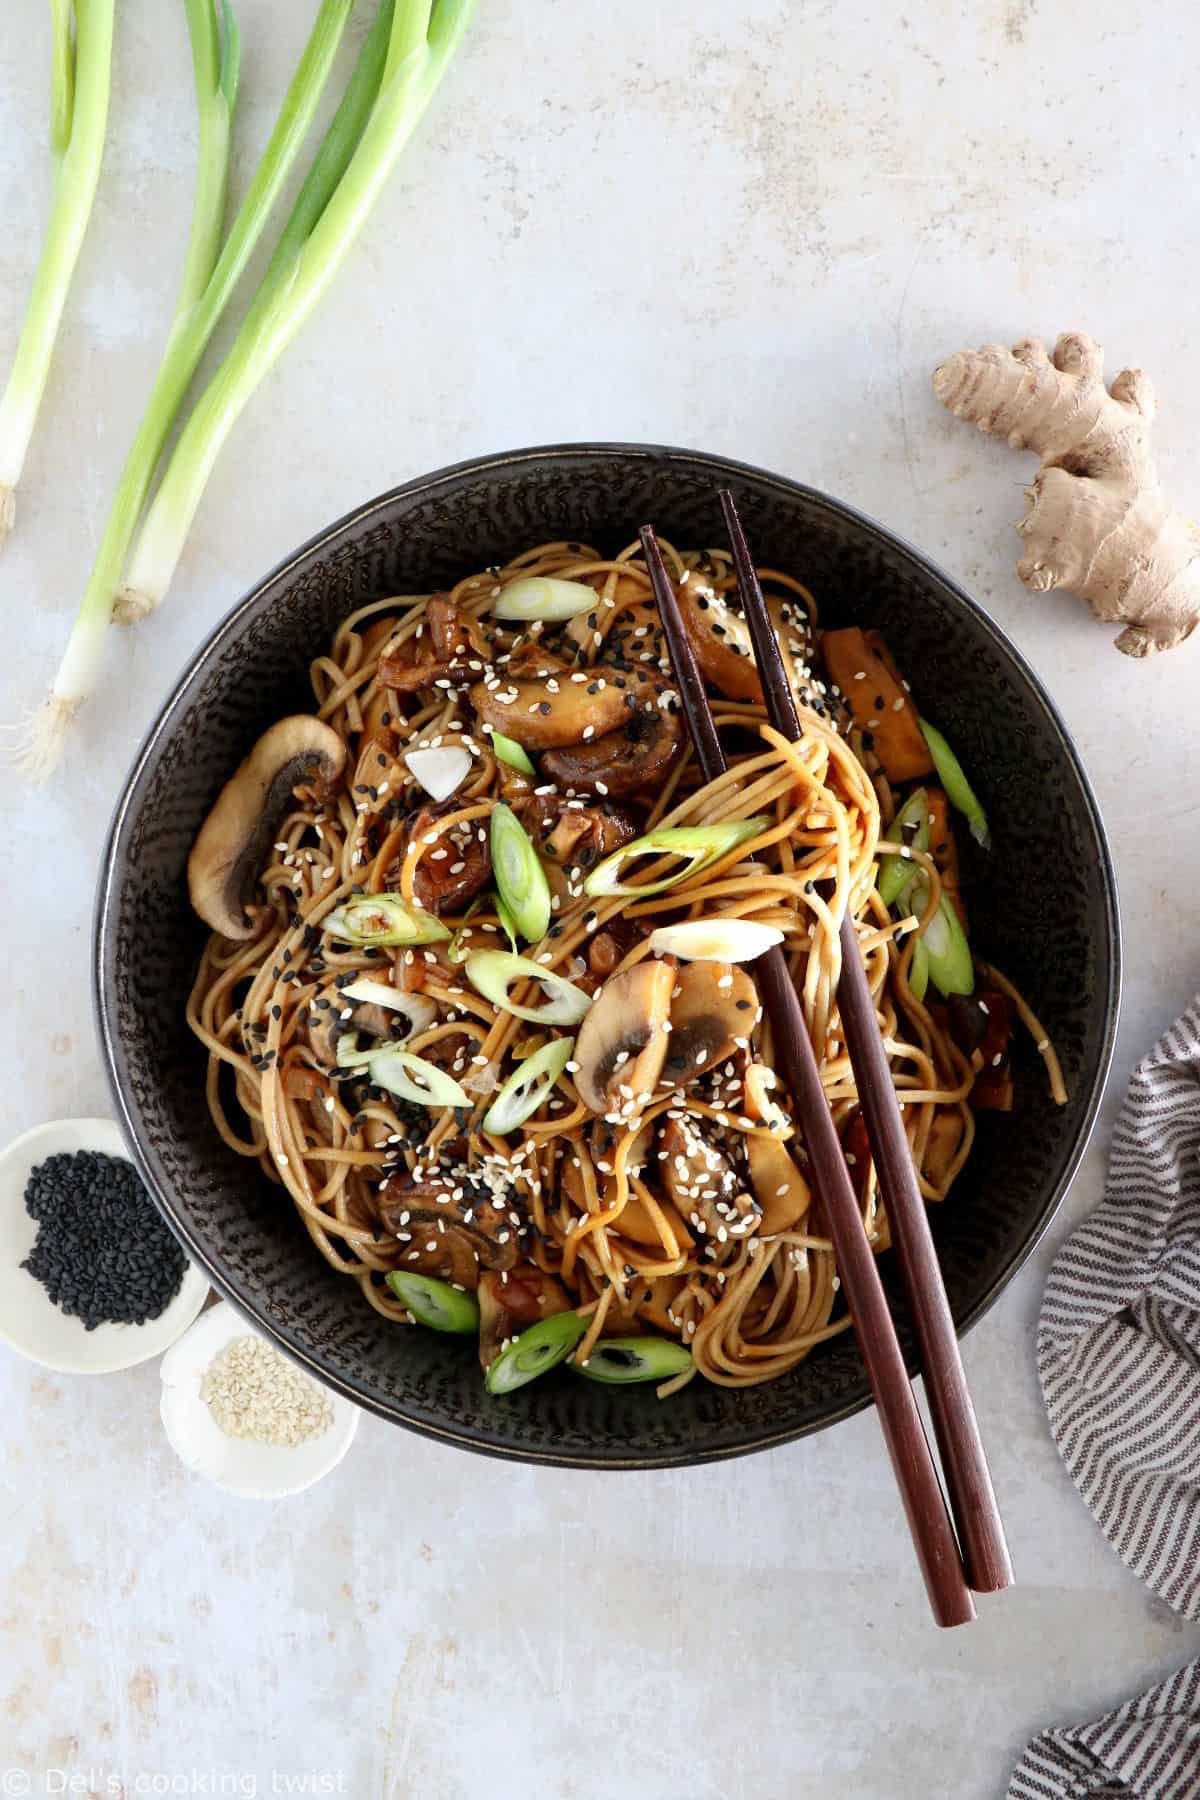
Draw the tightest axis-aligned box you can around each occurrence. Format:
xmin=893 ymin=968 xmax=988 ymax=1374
xmin=159 ymin=1301 xmax=360 ymax=1498
xmin=0 ymin=1118 xmax=210 ymax=1374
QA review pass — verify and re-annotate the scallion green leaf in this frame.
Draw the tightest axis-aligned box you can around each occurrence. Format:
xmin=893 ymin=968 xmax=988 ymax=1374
xmin=386 ymin=1271 xmax=479 ymax=1333
xmin=920 ymin=720 xmax=990 ymax=848
xmin=575 ymin=1337 xmax=694 ymax=1384
xmin=490 ymin=577 xmax=598 ymax=622
xmin=18 ymin=0 xmax=355 ymax=779
xmin=368 ymin=1047 xmax=470 ymax=1110
xmin=921 ymin=894 xmax=975 ymax=997
xmin=490 ymin=803 xmax=551 ymax=943
xmin=878 ymin=786 xmax=931 ymax=909
xmin=324 ymin=894 xmax=449 ymax=947
xmin=485 ymin=1311 xmax=587 ymax=1394
xmin=119 ymin=0 xmax=477 ymax=626
xmin=0 ymin=0 xmax=115 ymax=545
xmin=482 ymin=1037 xmax=574 ymax=1135
xmin=465 ymin=951 xmax=593 ymax=1025
xmin=584 ymin=818 xmax=768 ymax=899
xmin=490 ymin=730 xmax=535 ymax=775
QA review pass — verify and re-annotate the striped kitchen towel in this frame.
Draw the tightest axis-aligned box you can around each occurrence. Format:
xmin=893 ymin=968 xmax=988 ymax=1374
xmin=1008 ymin=1001 xmax=1200 ymax=1800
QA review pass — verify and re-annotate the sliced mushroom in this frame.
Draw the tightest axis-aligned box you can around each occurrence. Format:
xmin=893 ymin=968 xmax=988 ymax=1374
xmin=188 ymin=716 xmax=347 ymax=939
xmin=427 ymin=595 xmax=493 ymax=663
xmin=587 ymin=915 xmax=650 ymax=979
xmin=516 ymin=789 xmax=637 ymax=873
xmin=658 ymin=1115 xmax=759 ymax=1251
xmin=377 ymin=1175 xmax=520 ymax=1285
xmin=380 ymin=597 xmax=493 ymax=693
xmin=353 ymin=738 xmax=407 ymax=808
xmin=477 ymin=1266 xmax=571 ymax=1372
xmin=541 ymin=687 xmax=684 ymax=797
xmin=396 ymin=801 xmax=491 ymax=915
xmin=469 ymin=670 xmax=631 ymax=750
xmin=502 ymin=640 xmax=572 ymax=680
xmin=742 ymin=1061 xmax=788 ymax=1132
xmin=661 ymin=962 xmax=760 ymax=1086
xmin=746 ymin=1132 xmax=811 ymax=1235
xmin=572 ymin=960 xmax=675 ymax=1115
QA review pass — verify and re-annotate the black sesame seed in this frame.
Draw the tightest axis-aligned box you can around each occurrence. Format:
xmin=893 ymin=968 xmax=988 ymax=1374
xmin=21 ymin=1151 xmax=186 ymax=1330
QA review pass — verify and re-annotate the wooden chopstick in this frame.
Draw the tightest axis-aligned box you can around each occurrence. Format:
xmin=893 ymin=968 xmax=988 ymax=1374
xmin=640 ymin=524 xmax=976 ymax=1630
xmin=717 ymin=489 xmax=1013 ymax=1598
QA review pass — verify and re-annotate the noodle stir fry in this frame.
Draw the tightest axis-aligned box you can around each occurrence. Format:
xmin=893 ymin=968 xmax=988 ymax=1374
xmin=186 ymin=537 xmax=1063 ymax=1396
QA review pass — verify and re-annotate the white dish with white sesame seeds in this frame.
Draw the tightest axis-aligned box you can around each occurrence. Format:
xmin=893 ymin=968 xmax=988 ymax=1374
xmin=0 ymin=1117 xmax=210 ymax=1375
xmin=159 ymin=1300 xmax=360 ymax=1497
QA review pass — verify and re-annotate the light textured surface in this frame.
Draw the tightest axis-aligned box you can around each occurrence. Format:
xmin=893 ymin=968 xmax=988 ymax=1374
xmin=2 ymin=2 xmax=1199 ymax=1794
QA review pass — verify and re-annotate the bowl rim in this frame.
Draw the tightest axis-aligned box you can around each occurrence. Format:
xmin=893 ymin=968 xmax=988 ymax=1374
xmin=93 ymin=440 xmax=1122 ymax=1469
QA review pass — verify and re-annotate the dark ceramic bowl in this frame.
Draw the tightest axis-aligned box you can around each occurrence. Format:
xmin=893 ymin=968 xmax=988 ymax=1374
xmin=95 ymin=444 xmax=1120 ymax=1469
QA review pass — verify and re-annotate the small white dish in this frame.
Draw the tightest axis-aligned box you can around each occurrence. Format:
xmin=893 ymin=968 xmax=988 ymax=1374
xmin=159 ymin=1300 xmax=359 ymax=1498
xmin=0 ymin=1117 xmax=210 ymax=1374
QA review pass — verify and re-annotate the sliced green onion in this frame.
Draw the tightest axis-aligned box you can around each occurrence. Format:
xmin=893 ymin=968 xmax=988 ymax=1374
xmin=482 ymin=1037 xmax=574 ymax=1135
xmin=575 ymin=1337 xmax=694 ymax=1384
xmin=19 ymin=0 xmax=352 ymax=780
xmin=494 ymin=892 xmax=520 ymax=954
xmin=646 ymin=919 xmax=782 ymax=963
xmin=485 ymin=1311 xmax=587 ymax=1394
xmin=490 ymin=730 xmax=535 ymax=775
xmin=335 ymin=1032 xmax=376 ymax=1070
xmin=385 ymin=1271 xmax=479 ymax=1334
xmin=465 ymin=951 xmax=593 ymax=1025
xmin=324 ymin=894 xmax=449 ymax=947
xmin=878 ymin=787 xmax=930 ymax=909
xmin=584 ymin=819 xmax=769 ymax=900
xmin=119 ymin=0 xmax=476 ymax=625
xmin=908 ymin=934 xmax=931 ymax=1003
xmin=0 ymin=0 xmax=116 ymax=542
xmin=447 ymin=894 xmax=486 ymax=963
xmin=491 ymin=803 xmax=551 ymax=943
xmin=340 ymin=978 xmax=437 ymax=1034
xmin=368 ymin=1047 xmax=470 ymax=1110
xmin=920 ymin=721 xmax=990 ymax=848
xmin=491 ymin=577 xmax=597 ymax=622
xmin=921 ymin=894 xmax=975 ymax=997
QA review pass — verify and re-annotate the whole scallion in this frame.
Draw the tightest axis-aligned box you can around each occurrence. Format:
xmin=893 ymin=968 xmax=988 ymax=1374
xmin=0 ymin=0 xmax=115 ymax=542
xmin=119 ymin=0 xmax=476 ymax=621
xmin=17 ymin=0 xmax=353 ymax=781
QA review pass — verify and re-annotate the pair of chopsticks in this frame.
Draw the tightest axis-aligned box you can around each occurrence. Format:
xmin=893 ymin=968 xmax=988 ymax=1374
xmin=639 ymin=495 xmax=1011 ymax=1629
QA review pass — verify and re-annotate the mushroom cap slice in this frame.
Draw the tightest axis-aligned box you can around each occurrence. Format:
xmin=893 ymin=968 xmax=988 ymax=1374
xmin=378 ymin=1177 xmax=520 ymax=1284
xmin=659 ymin=1115 xmax=760 ymax=1252
xmin=572 ymin=960 xmax=675 ymax=1115
xmin=541 ymin=691 xmax=684 ymax=797
xmin=661 ymin=962 xmax=760 ymax=1086
xmin=469 ymin=672 xmax=631 ymax=750
xmin=398 ymin=802 xmax=492 ymax=916
xmin=188 ymin=716 xmax=347 ymax=939
xmin=746 ymin=1131 xmax=811 ymax=1234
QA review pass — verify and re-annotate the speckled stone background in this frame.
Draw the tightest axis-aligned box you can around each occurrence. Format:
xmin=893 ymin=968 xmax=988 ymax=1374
xmin=2 ymin=2 xmax=1199 ymax=1795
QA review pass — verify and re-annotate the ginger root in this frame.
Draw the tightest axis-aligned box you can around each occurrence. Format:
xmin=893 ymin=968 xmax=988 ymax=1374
xmin=933 ymin=332 xmax=1200 ymax=656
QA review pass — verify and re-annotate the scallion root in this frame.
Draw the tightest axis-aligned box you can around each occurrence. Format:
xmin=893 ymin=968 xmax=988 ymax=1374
xmin=13 ymin=696 xmax=78 ymax=785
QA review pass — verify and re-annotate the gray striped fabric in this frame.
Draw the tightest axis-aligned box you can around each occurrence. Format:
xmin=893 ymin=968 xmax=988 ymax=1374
xmin=1008 ymin=1002 xmax=1200 ymax=1799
